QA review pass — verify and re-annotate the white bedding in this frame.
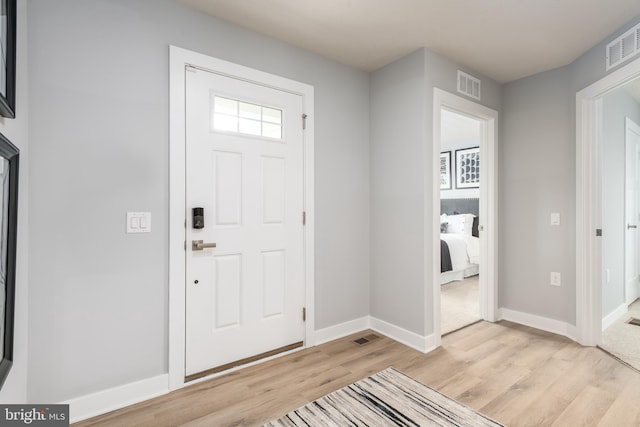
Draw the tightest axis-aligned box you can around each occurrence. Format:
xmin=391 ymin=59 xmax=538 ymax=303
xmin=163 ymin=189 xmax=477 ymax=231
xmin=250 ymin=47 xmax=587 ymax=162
xmin=441 ymin=233 xmax=479 ymax=269
xmin=441 ymin=233 xmax=479 ymax=284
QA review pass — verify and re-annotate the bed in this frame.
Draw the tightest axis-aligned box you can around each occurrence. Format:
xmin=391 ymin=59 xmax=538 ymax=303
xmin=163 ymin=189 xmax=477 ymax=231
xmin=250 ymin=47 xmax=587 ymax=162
xmin=440 ymin=198 xmax=479 ymax=284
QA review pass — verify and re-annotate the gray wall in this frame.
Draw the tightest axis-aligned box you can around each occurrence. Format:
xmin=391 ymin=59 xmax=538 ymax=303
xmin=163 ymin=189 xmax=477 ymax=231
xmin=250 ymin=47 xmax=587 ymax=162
xmin=370 ymin=50 xmax=427 ymax=334
xmin=370 ymin=48 xmax=501 ymax=336
xmin=601 ymin=89 xmax=640 ymax=316
xmin=27 ymin=0 xmax=370 ymax=402
xmin=0 ymin=0 xmax=29 ymax=403
xmin=500 ymin=67 xmax=575 ymax=323
xmin=498 ymin=14 xmax=640 ymax=326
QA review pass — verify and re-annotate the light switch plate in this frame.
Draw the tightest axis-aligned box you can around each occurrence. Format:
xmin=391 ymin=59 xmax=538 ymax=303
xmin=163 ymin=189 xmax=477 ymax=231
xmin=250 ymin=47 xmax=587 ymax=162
xmin=550 ymin=272 xmax=561 ymax=286
xmin=127 ymin=212 xmax=151 ymax=233
xmin=551 ymin=212 xmax=561 ymax=226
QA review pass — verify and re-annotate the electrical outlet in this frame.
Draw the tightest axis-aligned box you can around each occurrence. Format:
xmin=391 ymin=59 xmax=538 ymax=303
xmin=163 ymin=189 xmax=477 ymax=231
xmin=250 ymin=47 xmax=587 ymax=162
xmin=550 ymin=272 xmax=561 ymax=287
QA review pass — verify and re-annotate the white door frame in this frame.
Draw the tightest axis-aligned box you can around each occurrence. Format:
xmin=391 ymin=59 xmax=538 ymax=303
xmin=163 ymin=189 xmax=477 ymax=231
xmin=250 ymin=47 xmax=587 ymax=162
xmin=576 ymin=56 xmax=640 ymax=346
xmin=168 ymin=46 xmax=315 ymax=390
xmin=432 ymin=88 xmax=499 ymax=346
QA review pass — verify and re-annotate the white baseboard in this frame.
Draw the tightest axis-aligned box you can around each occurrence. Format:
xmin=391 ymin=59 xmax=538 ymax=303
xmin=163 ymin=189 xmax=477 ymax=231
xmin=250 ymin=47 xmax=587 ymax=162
xmin=66 ymin=316 xmax=437 ymax=423
xmin=314 ymin=316 xmax=437 ymax=354
xmin=602 ymin=303 xmax=628 ymax=331
xmin=313 ymin=316 xmax=371 ymax=346
xmin=65 ymin=374 xmax=169 ymax=424
xmin=369 ymin=317 xmax=436 ymax=353
xmin=498 ymin=308 xmax=578 ymax=341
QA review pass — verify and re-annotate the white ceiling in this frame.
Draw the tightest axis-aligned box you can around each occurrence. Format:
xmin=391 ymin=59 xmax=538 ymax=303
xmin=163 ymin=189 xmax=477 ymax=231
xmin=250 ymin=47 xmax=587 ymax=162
xmin=176 ymin=0 xmax=640 ymax=83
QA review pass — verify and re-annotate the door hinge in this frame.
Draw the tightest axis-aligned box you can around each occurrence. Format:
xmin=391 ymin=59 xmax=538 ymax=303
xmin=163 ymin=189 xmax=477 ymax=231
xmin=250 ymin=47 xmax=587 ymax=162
xmin=302 ymin=113 xmax=308 ymax=130
xmin=302 ymin=307 xmax=306 ymax=322
xmin=302 ymin=211 xmax=306 ymax=226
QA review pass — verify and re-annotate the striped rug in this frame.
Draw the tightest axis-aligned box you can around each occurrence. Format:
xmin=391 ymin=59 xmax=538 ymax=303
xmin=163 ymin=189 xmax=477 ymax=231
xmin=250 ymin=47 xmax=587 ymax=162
xmin=263 ymin=367 xmax=504 ymax=426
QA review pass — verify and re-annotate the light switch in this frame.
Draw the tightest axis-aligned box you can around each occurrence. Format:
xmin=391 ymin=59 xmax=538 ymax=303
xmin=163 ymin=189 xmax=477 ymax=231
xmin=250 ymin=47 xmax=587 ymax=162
xmin=550 ymin=272 xmax=561 ymax=286
xmin=551 ymin=212 xmax=561 ymax=226
xmin=127 ymin=212 xmax=151 ymax=233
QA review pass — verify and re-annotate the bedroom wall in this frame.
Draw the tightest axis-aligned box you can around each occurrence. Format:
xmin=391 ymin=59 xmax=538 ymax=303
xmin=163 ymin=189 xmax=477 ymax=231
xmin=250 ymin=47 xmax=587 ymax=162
xmin=601 ymin=89 xmax=640 ymax=317
xmin=440 ymin=116 xmax=481 ymax=200
xmin=370 ymin=48 xmax=501 ymax=337
xmin=0 ymin=0 xmax=29 ymax=403
xmin=27 ymin=0 xmax=370 ymax=403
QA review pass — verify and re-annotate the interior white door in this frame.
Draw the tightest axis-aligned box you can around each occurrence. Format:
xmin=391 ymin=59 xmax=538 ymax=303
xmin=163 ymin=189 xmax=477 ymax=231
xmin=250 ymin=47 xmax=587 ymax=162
xmin=625 ymin=117 xmax=640 ymax=305
xmin=185 ymin=67 xmax=305 ymax=377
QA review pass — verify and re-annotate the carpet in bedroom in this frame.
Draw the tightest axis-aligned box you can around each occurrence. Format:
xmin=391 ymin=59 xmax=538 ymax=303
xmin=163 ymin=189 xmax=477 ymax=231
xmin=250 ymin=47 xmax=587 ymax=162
xmin=441 ymin=275 xmax=480 ymax=334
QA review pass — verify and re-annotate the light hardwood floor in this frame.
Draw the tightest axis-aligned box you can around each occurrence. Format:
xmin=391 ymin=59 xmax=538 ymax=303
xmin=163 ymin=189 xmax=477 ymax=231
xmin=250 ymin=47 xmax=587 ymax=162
xmin=75 ymin=321 xmax=640 ymax=426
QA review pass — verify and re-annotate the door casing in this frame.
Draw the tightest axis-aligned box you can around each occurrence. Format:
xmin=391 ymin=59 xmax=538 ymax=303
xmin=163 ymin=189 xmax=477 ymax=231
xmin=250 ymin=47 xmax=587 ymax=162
xmin=169 ymin=46 xmax=315 ymax=390
xmin=432 ymin=88 xmax=499 ymax=346
xmin=576 ymin=56 xmax=640 ymax=346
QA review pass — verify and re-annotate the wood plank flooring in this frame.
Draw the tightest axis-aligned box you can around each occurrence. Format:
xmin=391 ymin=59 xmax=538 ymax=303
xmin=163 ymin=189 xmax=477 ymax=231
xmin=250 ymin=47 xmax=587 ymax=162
xmin=75 ymin=321 xmax=640 ymax=426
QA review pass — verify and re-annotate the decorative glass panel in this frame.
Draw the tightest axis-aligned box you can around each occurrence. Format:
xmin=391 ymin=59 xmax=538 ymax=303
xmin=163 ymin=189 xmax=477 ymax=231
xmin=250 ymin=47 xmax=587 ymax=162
xmin=239 ymin=118 xmax=261 ymax=136
xmin=214 ymin=113 xmax=238 ymax=133
xmin=239 ymin=102 xmax=261 ymax=120
xmin=263 ymin=107 xmax=282 ymax=124
xmin=211 ymin=95 xmax=283 ymax=140
xmin=214 ymin=97 xmax=237 ymax=115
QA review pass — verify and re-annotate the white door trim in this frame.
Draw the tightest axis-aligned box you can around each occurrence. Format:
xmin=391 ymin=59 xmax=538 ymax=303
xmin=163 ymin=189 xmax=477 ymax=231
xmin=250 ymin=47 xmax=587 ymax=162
xmin=576 ymin=56 xmax=640 ymax=346
xmin=431 ymin=88 xmax=499 ymax=346
xmin=169 ymin=46 xmax=315 ymax=390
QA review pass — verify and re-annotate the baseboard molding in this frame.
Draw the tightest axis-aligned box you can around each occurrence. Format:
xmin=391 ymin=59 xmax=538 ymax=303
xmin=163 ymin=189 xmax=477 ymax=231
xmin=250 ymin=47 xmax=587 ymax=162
xmin=499 ymin=308 xmax=578 ymax=341
xmin=369 ymin=317 xmax=435 ymax=353
xmin=314 ymin=316 xmax=437 ymax=354
xmin=65 ymin=374 xmax=169 ymax=424
xmin=67 ymin=316 xmax=436 ymax=423
xmin=313 ymin=316 xmax=370 ymax=346
xmin=602 ymin=303 xmax=628 ymax=331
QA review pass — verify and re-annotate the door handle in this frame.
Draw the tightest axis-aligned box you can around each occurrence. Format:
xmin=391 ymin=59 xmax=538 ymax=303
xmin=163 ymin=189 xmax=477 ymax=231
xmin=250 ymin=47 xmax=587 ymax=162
xmin=192 ymin=240 xmax=217 ymax=251
xmin=628 ymin=224 xmax=638 ymax=229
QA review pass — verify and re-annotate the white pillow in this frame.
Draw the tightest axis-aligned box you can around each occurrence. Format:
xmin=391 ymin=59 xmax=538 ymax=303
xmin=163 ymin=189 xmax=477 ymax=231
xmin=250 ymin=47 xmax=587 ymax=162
xmin=445 ymin=214 xmax=475 ymax=235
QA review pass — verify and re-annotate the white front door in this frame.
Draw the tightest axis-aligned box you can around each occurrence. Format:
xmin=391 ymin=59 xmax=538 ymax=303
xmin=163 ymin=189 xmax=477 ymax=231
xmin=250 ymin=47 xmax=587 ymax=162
xmin=185 ymin=67 xmax=305 ymax=377
xmin=625 ymin=117 xmax=640 ymax=305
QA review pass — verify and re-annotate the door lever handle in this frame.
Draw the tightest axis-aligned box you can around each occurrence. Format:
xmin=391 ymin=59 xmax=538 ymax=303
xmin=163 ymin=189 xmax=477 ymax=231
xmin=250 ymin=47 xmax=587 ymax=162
xmin=628 ymin=224 xmax=637 ymax=229
xmin=192 ymin=240 xmax=217 ymax=251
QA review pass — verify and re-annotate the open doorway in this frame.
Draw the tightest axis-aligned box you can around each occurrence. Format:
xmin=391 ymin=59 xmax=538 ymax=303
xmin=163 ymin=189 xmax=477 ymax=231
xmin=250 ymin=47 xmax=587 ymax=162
xmin=599 ymin=83 xmax=640 ymax=371
xmin=576 ymin=55 xmax=640 ymax=371
xmin=439 ymin=108 xmax=483 ymax=334
xmin=432 ymin=88 xmax=498 ymax=345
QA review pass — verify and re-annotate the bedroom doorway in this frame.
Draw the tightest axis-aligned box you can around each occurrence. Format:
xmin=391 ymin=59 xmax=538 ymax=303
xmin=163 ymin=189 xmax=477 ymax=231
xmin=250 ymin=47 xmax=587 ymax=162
xmin=439 ymin=109 xmax=482 ymax=334
xmin=432 ymin=89 xmax=498 ymax=346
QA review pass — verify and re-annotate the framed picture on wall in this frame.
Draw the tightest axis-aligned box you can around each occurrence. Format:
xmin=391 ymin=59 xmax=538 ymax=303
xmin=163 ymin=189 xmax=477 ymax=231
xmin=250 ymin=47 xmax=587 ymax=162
xmin=0 ymin=131 xmax=18 ymax=390
xmin=440 ymin=151 xmax=451 ymax=190
xmin=455 ymin=146 xmax=480 ymax=189
xmin=0 ymin=0 xmax=16 ymax=119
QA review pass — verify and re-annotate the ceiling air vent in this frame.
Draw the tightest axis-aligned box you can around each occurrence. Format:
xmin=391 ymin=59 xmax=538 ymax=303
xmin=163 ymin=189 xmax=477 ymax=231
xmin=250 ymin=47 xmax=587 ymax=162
xmin=457 ymin=70 xmax=481 ymax=101
xmin=606 ymin=22 xmax=640 ymax=70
